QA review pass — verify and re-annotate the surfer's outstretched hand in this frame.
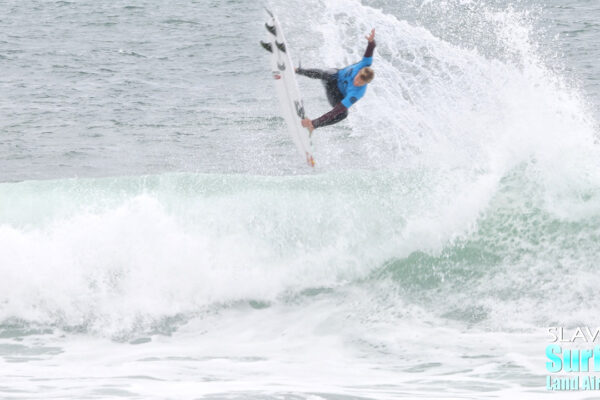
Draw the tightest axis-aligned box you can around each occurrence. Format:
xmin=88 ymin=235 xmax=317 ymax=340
xmin=366 ymin=28 xmax=375 ymax=43
xmin=301 ymin=118 xmax=314 ymax=133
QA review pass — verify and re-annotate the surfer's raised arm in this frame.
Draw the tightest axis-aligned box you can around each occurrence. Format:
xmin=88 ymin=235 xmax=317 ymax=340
xmin=364 ymin=28 xmax=376 ymax=58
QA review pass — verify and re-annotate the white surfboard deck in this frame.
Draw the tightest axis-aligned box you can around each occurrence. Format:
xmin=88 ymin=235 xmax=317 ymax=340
xmin=262 ymin=10 xmax=315 ymax=167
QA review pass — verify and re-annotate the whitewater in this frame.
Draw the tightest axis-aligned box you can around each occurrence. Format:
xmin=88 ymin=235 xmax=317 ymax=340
xmin=1 ymin=0 xmax=600 ymax=398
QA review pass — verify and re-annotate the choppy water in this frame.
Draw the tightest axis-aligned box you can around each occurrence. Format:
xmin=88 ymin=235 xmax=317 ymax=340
xmin=1 ymin=0 xmax=600 ymax=399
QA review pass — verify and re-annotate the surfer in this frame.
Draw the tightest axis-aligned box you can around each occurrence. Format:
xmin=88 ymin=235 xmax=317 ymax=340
xmin=296 ymin=29 xmax=376 ymax=133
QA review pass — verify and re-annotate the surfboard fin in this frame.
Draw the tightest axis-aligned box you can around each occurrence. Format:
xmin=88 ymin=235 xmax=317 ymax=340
xmin=275 ymin=41 xmax=286 ymax=53
xmin=260 ymin=41 xmax=273 ymax=53
xmin=265 ymin=23 xmax=276 ymax=36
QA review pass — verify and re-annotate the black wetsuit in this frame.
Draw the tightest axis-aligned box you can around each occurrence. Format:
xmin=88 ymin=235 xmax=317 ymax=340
xmin=296 ymin=40 xmax=376 ymax=129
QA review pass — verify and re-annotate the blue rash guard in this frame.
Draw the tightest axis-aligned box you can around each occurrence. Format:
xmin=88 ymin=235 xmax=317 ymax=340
xmin=336 ymin=56 xmax=373 ymax=108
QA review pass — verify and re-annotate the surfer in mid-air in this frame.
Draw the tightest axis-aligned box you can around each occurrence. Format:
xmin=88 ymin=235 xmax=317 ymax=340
xmin=296 ymin=29 xmax=376 ymax=134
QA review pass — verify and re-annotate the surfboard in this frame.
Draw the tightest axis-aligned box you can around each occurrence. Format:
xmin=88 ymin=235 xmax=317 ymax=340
xmin=261 ymin=10 xmax=315 ymax=168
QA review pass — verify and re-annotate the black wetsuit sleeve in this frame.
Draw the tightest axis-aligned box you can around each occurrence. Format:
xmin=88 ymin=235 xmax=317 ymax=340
xmin=364 ymin=40 xmax=376 ymax=58
xmin=312 ymin=103 xmax=348 ymax=129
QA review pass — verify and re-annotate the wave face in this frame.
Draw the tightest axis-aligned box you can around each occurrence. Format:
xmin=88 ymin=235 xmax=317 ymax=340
xmin=1 ymin=162 xmax=599 ymax=337
xmin=1 ymin=0 xmax=600 ymax=398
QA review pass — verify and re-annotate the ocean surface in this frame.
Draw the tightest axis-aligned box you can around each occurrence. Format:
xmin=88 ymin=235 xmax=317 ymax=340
xmin=1 ymin=0 xmax=600 ymax=399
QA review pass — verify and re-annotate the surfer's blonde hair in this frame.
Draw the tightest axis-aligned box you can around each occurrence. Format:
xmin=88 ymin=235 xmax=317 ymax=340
xmin=360 ymin=67 xmax=374 ymax=83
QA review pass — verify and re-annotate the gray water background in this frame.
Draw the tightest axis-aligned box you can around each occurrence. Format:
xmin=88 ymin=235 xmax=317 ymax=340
xmin=1 ymin=0 xmax=599 ymax=181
